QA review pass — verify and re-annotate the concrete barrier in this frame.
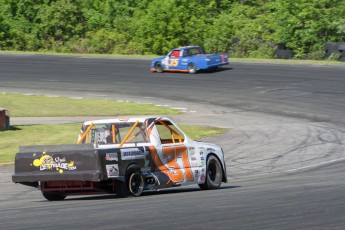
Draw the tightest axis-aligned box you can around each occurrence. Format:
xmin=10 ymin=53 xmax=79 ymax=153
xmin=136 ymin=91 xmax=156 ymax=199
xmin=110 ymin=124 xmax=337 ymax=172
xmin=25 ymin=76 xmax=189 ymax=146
xmin=0 ymin=109 xmax=10 ymax=130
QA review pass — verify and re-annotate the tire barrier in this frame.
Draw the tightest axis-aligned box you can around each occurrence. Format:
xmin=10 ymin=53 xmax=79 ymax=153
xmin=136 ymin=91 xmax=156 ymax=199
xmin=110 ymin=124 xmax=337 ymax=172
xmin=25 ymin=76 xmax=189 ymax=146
xmin=230 ymin=39 xmax=345 ymax=61
xmin=275 ymin=49 xmax=294 ymax=59
xmin=324 ymin=42 xmax=338 ymax=59
xmin=0 ymin=109 xmax=10 ymax=131
xmin=276 ymin=43 xmax=287 ymax=50
xmin=324 ymin=42 xmax=345 ymax=61
xmin=338 ymin=42 xmax=345 ymax=62
xmin=338 ymin=43 xmax=345 ymax=52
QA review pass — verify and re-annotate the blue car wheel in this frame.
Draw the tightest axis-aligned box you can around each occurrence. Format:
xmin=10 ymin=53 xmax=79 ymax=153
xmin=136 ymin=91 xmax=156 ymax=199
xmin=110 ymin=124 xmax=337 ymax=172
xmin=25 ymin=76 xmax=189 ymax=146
xmin=155 ymin=62 xmax=164 ymax=73
xmin=188 ymin=63 xmax=197 ymax=74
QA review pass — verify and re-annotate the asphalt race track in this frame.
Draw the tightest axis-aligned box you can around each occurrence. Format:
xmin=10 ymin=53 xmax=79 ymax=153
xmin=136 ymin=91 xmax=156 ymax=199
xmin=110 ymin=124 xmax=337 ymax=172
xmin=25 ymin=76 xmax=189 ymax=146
xmin=1 ymin=54 xmax=345 ymax=230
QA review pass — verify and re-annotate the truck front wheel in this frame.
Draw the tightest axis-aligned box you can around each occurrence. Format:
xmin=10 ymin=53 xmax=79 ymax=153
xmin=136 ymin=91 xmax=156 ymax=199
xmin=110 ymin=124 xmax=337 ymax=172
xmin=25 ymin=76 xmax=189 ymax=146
xmin=199 ymin=155 xmax=223 ymax=190
xmin=155 ymin=62 xmax=164 ymax=73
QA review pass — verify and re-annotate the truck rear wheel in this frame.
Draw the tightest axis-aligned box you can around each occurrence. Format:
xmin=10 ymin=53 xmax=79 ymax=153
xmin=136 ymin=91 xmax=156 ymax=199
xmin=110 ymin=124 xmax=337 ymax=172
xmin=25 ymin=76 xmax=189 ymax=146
xmin=129 ymin=171 xmax=144 ymax=197
xmin=116 ymin=165 xmax=144 ymax=198
xmin=42 ymin=191 xmax=66 ymax=201
xmin=199 ymin=155 xmax=223 ymax=190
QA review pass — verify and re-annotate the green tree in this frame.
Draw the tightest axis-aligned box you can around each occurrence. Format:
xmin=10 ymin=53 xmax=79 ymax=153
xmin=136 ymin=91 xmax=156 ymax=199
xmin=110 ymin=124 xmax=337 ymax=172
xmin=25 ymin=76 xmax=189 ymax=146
xmin=0 ymin=0 xmax=345 ymax=59
xmin=35 ymin=0 xmax=84 ymax=51
xmin=224 ymin=2 xmax=275 ymax=58
xmin=0 ymin=0 xmax=45 ymax=50
xmin=132 ymin=0 xmax=187 ymax=54
xmin=272 ymin=0 xmax=345 ymax=58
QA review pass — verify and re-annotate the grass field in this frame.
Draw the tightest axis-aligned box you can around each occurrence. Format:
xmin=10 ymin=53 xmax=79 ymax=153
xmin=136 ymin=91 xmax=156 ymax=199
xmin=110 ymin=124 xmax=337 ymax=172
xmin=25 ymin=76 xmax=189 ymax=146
xmin=0 ymin=93 xmax=180 ymax=117
xmin=0 ymin=93 xmax=227 ymax=164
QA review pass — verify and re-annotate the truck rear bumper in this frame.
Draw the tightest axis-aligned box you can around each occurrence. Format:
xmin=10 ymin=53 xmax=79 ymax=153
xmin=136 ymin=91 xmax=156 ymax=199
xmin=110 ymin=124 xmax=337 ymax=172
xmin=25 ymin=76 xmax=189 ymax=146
xmin=13 ymin=170 xmax=103 ymax=183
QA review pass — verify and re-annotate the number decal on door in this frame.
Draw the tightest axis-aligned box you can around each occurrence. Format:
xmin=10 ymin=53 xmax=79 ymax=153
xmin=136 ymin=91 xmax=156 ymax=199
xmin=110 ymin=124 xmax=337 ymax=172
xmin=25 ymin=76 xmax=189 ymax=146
xmin=174 ymin=146 xmax=194 ymax=181
xmin=169 ymin=59 xmax=179 ymax=66
xmin=149 ymin=145 xmax=194 ymax=183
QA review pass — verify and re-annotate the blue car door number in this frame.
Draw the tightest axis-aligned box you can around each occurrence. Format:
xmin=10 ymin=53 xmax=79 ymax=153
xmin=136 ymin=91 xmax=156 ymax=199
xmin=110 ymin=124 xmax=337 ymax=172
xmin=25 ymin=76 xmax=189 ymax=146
xmin=169 ymin=59 xmax=179 ymax=67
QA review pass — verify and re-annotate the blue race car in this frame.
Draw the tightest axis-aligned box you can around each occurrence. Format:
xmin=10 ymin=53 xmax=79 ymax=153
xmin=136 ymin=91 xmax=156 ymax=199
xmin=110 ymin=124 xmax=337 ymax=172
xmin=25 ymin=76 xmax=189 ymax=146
xmin=151 ymin=46 xmax=229 ymax=74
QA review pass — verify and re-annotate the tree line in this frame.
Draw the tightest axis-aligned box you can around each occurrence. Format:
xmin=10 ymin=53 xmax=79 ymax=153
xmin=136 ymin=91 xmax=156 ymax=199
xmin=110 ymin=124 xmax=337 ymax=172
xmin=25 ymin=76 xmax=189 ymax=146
xmin=0 ymin=0 xmax=345 ymax=59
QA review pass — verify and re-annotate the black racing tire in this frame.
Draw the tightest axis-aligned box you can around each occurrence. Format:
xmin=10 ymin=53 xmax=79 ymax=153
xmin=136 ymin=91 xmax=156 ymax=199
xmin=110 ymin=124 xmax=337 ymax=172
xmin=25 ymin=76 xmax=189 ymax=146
xmin=275 ymin=49 xmax=294 ymax=59
xmin=42 ymin=191 xmax=66 ymax=201
xmin=116 ymin=165 xmax=144 ymax=198
xmin=188 ymin=63 xmax=197 ymax=74
xmin=199 ymin=155 xmax=223 ymax=190
xmin=324 ymin=42 xmax=338 ymax=53
xmin=155 ymin=62 xmax=164 ymax=73
xmin=128 ymin=171 xmax=144 ymax=197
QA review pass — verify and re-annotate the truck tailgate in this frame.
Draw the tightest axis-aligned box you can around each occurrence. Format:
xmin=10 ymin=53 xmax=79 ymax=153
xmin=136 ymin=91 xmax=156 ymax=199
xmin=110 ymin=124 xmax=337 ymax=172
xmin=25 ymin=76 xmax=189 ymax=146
xmin=12 ymin=144 xmax=103 ymax=183
xmin=206 ymin=54 xmax=227 ymax=65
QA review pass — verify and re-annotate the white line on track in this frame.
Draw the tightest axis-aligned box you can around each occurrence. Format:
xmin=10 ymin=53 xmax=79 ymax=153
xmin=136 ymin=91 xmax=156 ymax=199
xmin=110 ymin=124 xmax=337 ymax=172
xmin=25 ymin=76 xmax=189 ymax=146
xmin=229 ymin=157 xmax=345 ymax=180
xmin=172 ymin=107 xmax=187 ymax=110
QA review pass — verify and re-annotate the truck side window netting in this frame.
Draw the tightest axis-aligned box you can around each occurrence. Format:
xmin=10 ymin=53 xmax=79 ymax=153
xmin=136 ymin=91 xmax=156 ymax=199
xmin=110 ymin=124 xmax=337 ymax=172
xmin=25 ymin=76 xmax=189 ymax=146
xmin=119 ymin=122 xmax=148 ymax=145
xmin=85 ymin=123 xmax=149 ymax=145
xmin=155 ymin=121 xmax=184 ymax=144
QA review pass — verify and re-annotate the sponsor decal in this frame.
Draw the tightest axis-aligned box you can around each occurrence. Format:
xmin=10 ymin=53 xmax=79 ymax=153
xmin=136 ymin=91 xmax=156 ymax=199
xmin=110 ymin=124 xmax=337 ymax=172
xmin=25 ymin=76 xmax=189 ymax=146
xmin=31 ymin=151 xmax=77 ymax=173
xmin=200 ymin=174 xmax=206 ymax=181
xmin=190 ymin=161 xmax=198 ymax=167
xmin=195 ymin=170 xmax=199 ymax=178
xmin=162 ymin=57 xmax=169 ymax=65
xmin=121 ymin=148 xmax=145 ymax=160
xmin=188 ymin=147 xmax=195 ymax=155
xmin=200 ymin=157 xmax=205 ymax=161
xmin=207 ymin=148 xmax=216 ymax=152
xmin=106 ymin=164 xmax=119 ymax=177
xmin=190 ymin=156 xmax=198 ymax=167
xmin=105 ymin=152 xmax=118 ymax=161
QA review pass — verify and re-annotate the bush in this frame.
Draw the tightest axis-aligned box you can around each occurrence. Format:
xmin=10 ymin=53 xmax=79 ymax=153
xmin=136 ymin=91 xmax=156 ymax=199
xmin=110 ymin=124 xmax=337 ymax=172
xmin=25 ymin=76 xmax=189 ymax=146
xmin=305 ymin=50 xmax=324 ymax=60
xmin=231 ymin=39 xmax=275 ymax=58
xmin=248 ymin=43 xmax=275 ymax=59
xmin=83 ymin=29 xmax=127 ymax=54
xmin=327 ymin=52 xmax=341 ymax=61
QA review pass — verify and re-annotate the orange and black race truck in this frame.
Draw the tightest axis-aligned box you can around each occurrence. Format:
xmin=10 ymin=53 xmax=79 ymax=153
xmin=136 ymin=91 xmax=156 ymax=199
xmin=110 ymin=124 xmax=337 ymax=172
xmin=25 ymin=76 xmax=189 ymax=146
xmin=12 ymin=117 xmax=227 ymax=201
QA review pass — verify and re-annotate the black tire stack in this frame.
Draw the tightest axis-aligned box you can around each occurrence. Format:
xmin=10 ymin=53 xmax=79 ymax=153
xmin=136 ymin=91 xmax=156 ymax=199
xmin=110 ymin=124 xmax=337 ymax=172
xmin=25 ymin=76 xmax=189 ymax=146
xmin=275 ymin=49 xmax=294 ymax=59
xmin=324 ymin=42 xmax=345 ymax=61
xmin=338 ymin=42 xmax=345 ymax=62
xmin=275 ymin=43 xmax=294 ymax=59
